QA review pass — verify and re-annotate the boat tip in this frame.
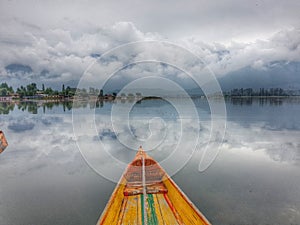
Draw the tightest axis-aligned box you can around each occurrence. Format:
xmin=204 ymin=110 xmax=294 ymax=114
xmin=137 ymin=146 xmax=145 ymax=154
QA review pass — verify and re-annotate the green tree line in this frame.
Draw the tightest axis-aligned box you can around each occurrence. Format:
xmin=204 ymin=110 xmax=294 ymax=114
xmin=0 ymin=82 xmax=105 ymax=99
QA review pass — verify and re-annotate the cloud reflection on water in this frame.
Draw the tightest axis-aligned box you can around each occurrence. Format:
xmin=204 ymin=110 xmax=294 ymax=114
xmin=0 ymin=99 xmax=300 ymax=225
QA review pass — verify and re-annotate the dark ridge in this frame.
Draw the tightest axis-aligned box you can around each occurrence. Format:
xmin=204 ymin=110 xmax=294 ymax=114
xmin=5 ymin=64 xmax=33 ymax=73
xmin=136 ymin=96 xmax=163 ymax=104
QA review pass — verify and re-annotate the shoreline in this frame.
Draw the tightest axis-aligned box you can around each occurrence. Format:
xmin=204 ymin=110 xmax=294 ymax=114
xmin=1 ymin=95 xmax=300 ymax=103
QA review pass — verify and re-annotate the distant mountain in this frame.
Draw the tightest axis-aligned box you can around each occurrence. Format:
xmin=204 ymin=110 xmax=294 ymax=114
xmin=185 ymin=87 xmax=204 ymax=96
xmin=111 ymin=88 xmax=186 ymax=96
xmin=5 ymin=64 xmax=32 ymax=73
xmin=3 ymin=61 xmax=299 ymax=93
xmin=49 ymin=79 xmax=79 ymax=91
xmin=218 ymin=61 xmax=300 ymax=91
xmin=90 ymin=53 xmax=101 ymax=58
xmin=95 ymin=60 xmax=300 ymax=96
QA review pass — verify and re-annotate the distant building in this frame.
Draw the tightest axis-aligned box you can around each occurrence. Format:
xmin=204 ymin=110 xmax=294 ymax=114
xmin=10 ymin=93 xmax=20 ymax=99
xmin=0 ymin=96 xmax=12 ymax=102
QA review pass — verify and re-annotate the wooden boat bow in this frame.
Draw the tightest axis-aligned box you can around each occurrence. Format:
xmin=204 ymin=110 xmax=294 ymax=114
xmin=97 ymin=147 xmax=211 ymax=225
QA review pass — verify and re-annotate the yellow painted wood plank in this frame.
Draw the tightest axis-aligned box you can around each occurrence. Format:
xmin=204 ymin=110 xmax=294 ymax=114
xmin=121 ymin=195 xmax=141 ymax=225
xmin=97 ymin=178 xmax=126 ymax=225
xmin=117 ymin=197 xmax=128 ymax=225
xmin=137 ymin=195 xmax=142 ymax=225
xmin=163 ymin=177 xmax=211 ymax=225
xmin=155 ymin=194 xmax=180 ymax=225
xmin=153 ymin=194 xmax=166 ymax=225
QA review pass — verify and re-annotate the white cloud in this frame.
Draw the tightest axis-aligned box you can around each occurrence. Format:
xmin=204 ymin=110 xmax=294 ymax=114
xmin=0 ymin=16 xmax=299 ymax=89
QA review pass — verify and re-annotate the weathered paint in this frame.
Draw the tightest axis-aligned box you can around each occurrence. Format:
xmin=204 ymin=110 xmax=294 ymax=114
xmin=147 ymin=194 xmax=158 ymax=224
xmin=97 ymin=148 xmax=211 ymax=225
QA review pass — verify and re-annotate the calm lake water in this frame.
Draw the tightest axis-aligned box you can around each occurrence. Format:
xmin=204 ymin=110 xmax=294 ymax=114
xmin=0 ymin=98 xmax=300 ymax=225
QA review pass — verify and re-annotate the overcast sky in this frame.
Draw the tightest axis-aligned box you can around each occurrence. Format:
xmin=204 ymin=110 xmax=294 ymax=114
xmin=0 ymin=0 xmax=300 ymax=89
